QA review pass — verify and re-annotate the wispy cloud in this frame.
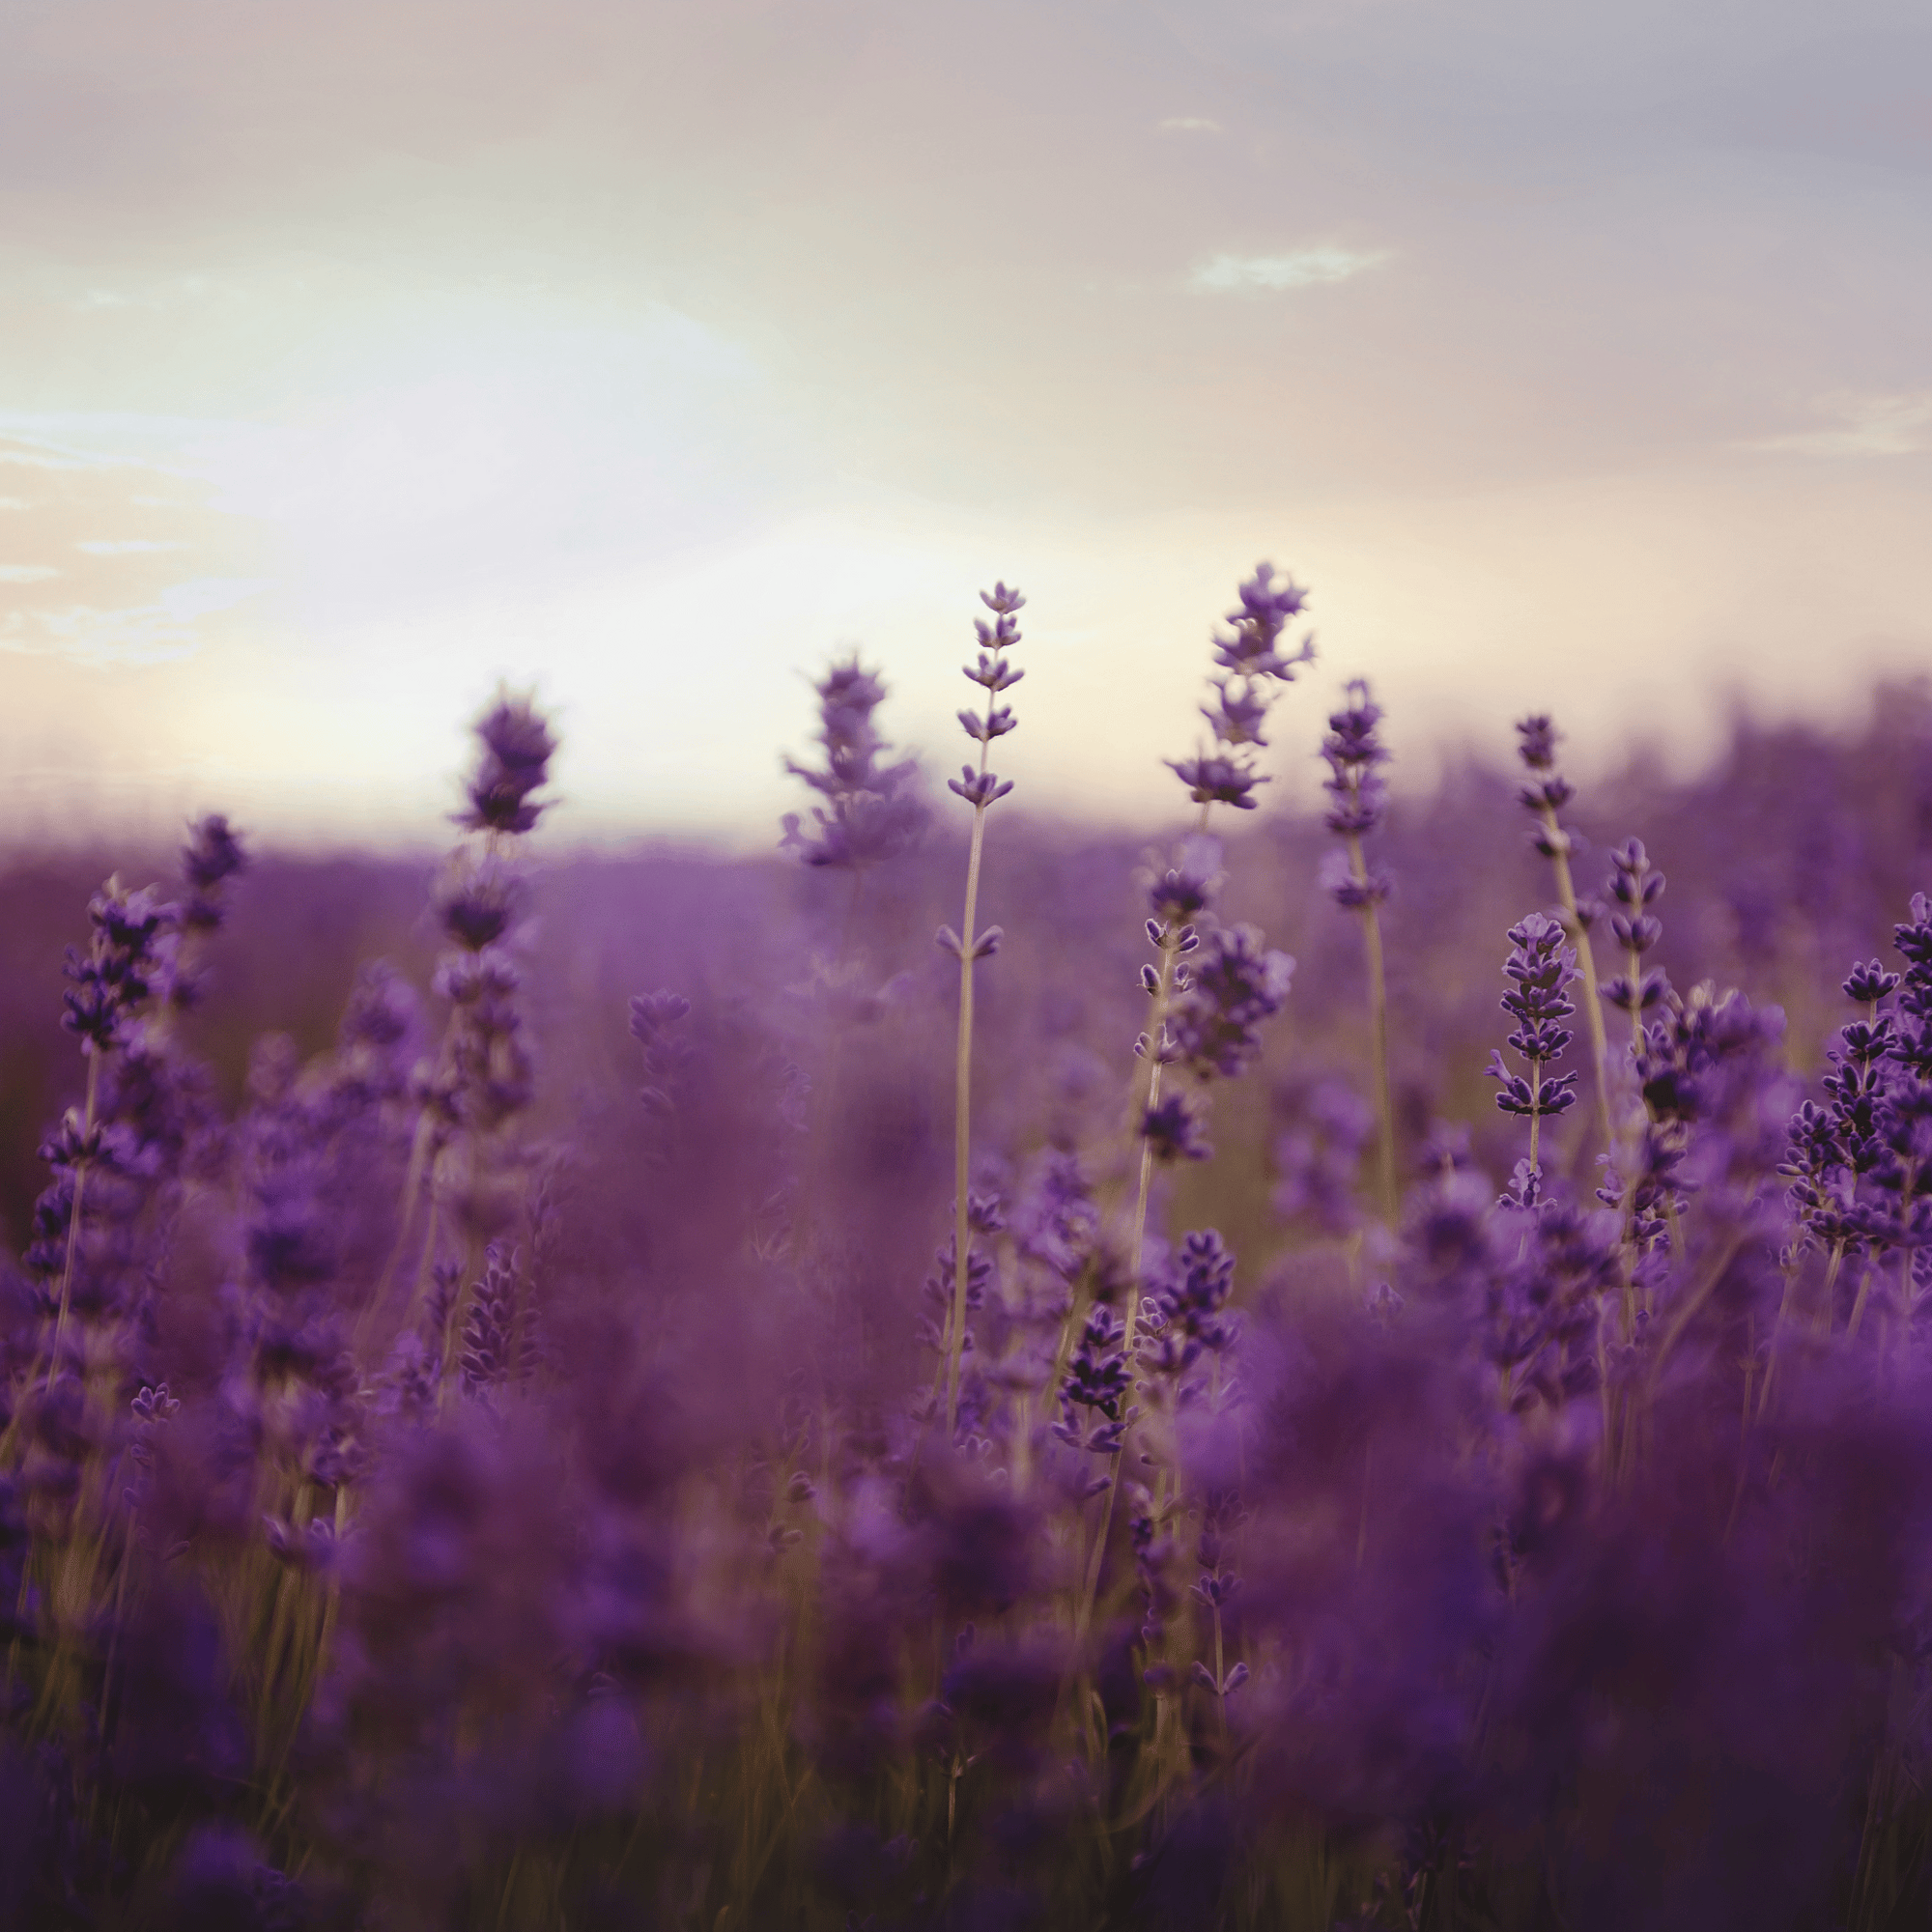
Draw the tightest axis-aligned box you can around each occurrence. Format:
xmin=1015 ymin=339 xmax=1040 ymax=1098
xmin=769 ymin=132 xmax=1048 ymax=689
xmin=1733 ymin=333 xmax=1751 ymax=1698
xmin=0 ymin=563 xmax=60 ymax=582
xmin=1189 ymin=247 xmax=1388 ymax=294
xmin=1747 ymin=391 xmax=1932 ymax=458
xmin=74 ymin=538 xmax=185 ymax=554
xmin=1157 ymin=117 xmax=1221 ymax=134
xmin=0 ymin=577 xmax=268 ymax=665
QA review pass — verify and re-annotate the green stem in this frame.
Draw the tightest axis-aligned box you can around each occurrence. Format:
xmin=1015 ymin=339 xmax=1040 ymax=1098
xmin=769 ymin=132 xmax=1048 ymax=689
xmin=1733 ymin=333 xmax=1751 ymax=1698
xmin=1345 ymin=833 xmax=1397 ymax=1222
xmin=48 ymin=1053 xmax=101 ymax=1388
xmin=945 ymin=804 xmax=990 ymax=1442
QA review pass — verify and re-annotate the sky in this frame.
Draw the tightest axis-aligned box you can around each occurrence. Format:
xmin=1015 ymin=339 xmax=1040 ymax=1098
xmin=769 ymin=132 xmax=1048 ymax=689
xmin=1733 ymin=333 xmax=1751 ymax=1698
xmin=2 ymin=0 xmax=1930 ymax=848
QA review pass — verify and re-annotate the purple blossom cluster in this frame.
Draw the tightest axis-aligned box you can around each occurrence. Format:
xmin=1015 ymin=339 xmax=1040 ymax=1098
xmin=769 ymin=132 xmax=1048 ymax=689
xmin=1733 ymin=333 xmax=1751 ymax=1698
xmin=4 ymin=599 xmax=1932 ymax=1930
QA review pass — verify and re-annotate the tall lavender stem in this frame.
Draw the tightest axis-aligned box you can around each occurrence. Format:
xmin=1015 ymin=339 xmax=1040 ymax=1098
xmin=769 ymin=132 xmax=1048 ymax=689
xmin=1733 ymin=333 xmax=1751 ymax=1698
xmin=937 ymin=583 xmax=1023 ymax=1440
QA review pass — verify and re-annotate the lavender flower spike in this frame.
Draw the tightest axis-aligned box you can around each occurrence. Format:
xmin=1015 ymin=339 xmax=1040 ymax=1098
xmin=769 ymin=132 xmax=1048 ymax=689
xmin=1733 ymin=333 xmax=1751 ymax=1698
xmin=1169 ymin=562 xmax=1316 ymax=830
xmin=1514 ymin=712 xmax=1613 ymax=1151
xmin=943 ymin=582 xmax=1025 ymax=1440
xmin=1322 ymin=679 xmax=1398 ymax=1219
xmin=1488 ymin=910 xmax=1581 ymax=1184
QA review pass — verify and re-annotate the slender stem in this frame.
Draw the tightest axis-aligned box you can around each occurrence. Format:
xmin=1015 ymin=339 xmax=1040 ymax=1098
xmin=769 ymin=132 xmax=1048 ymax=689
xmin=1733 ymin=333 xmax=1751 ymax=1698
xmin=48 ymin=1052 xmax=102 ymax=1388
xmin=1074 ymin=930 xmax=1180 ymax=1648
xmin=1345 ymin=833 xmax=1397 ymax=1221
xmin=1539 ymin=803 xmax=1613 ymax=1154
xmin=945 ymin=805 xmax=990 ymax=1442
xmin=1754 ymin=1256 xmax=1804 ymax=1424
xmin=1846 ymin=1258 xmax=1876 ymax=1340
xmin=1624 ymin=942 xmax=1645 ymax=1055
xmin=1527 ymin=1055 xmax=1543 ymax=1178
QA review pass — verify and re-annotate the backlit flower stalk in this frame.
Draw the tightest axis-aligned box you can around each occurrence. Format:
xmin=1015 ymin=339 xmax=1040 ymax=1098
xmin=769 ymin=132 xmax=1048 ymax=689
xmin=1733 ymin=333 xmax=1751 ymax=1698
xmin=1515 ymin=715 xmax=1613 ymax=1151
xmin=384 ymin=692 xmax=554 ymax=1335
xmin=1167 ymin=562 xmax=1315 ymax=828
xmin=1139 ymin=564 xmax=1314 ymax=1258
xmin=1321 ymin=680 xmax=1397 ymax=1220
xmin=936 ymin=582 xmax=1023 ymax=1440
xmin=43 ymin=880 xmax=182 ymax=1383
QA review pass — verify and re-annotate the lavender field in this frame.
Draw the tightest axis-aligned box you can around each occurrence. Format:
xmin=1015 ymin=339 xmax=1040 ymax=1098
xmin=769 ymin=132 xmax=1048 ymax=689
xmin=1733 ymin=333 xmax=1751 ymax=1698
xmin=6 ymin=571 xmax=1932 ymax=1930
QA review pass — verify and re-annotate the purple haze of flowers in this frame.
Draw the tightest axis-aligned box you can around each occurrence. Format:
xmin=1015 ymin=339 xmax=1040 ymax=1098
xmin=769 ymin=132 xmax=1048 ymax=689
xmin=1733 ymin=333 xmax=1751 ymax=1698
xmin=1274 ymin=1078 xmax=1375 ymax=1235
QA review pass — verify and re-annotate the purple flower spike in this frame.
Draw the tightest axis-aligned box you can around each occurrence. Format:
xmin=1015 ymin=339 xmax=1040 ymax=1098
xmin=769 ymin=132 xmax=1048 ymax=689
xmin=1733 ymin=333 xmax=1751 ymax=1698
xmin=1516 ymin=714 xmax=1559 ymax=771
xmin=1321 ymin=680 xmax=1389 ymax=838
xmin=1167 ymin=753 xmax=1269 ymax=811
xmin=1212 ymin=562 xmax=1315 ymax=682
xmin=456 ymin=689 xmax=556 ymax=836
xmin=949 ymin=767 xmax=1014 ymax=809
xmin=1142 ymin=1090 xmax=1213 ymax=1164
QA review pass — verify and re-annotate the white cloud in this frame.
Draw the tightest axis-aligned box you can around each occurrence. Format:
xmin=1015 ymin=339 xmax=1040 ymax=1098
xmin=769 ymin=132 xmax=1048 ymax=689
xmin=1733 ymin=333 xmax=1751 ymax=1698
xmin=1157 ymin=117 xmax=1221 ymax=133
xmin=1189 ymin=247 xmax=1388 ymax=294
xmin=74 ymin=538 xmax=186 ymax=554
xmin=1747 ymin=391 xmax=1932 ymax=458
xmin=0 ymin=563 xmax=59 ymax=582
xmin=0 ymin=577 xmax=268 ymax=664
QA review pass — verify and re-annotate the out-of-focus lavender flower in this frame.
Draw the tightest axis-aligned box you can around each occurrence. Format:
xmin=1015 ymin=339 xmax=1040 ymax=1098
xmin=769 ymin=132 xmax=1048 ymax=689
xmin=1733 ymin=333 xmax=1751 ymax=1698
xmin=1148 ymin=834 xmax=1222 ymax=926
xmin=781 ymin=656 xmax=926 ymax=871
xmin=1166 ymin=924 xmax=1294 ymax=1081
xmin=1167 ymin=751 xmax=1268 ymax=813
xmin=630 ymin=988 xmax=693 ymax=1138
xmin=1321 ymin=679 xmax=1390 ymax=844
xmin=455 ymin=689 xmax=556 ymax=836
xmin=459 ymin=1243 xmax=520 ymax=1396
xmin=1168 ymin=564 xmax=1315 ymax=819
xmin=1142 ymin=1089 xmax=1213 ymax=1164
xmin=1212 ymin=562 xmax=1315 ymax=682
xmin=61 ymin=880 xmax=179 ymax=1053
xmin=179 ymin=813 xmax=247 ymax=935
xmin=1274 ymin=1078 xmax=1374 ymax=1234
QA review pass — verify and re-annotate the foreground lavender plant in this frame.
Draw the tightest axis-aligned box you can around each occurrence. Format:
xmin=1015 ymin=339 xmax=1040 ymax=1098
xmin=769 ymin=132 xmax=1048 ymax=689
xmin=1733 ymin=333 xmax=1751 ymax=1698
xmin=10 ymin=635 xmax=1932 ymax=1930
xmin=937 ymin=582 xmax=1023 ymax=1439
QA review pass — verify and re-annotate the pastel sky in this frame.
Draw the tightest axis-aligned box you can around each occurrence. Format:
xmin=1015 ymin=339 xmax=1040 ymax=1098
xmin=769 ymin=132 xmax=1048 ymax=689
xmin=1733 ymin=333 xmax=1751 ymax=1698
xmin=3 ymin=0 xmax=1930 ymax=847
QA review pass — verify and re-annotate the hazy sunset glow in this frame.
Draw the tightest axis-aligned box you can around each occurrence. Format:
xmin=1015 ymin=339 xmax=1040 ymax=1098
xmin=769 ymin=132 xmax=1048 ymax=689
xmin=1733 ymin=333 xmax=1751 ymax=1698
xmin=4 ymin=0 xmax=1930 ymax=843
